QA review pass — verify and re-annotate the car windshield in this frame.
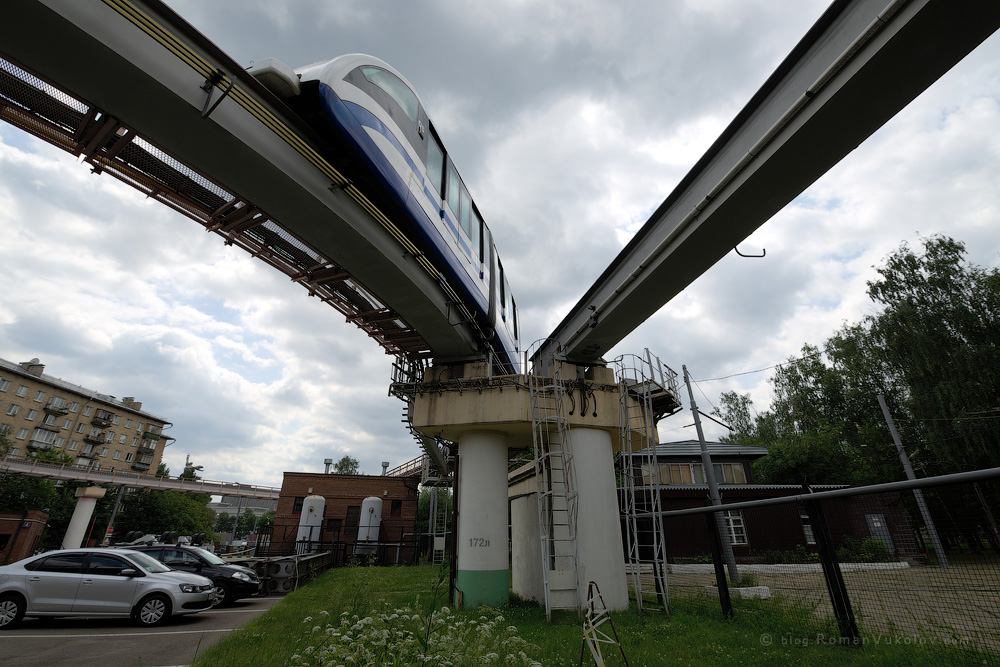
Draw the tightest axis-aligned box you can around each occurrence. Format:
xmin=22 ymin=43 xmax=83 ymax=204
xmin=126 ymin=551 xmax=171 ymax=573
xmin=190 ymin=547 xmax=227 ymax=565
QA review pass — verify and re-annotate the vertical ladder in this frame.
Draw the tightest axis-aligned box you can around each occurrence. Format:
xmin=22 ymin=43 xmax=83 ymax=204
xmin=528 ymin=340 xmax=581 ymax=619
xmin=428 ymin=486 xmax=450 ymax=565
xmin=614 ymin=350 xmax=678 ymax=612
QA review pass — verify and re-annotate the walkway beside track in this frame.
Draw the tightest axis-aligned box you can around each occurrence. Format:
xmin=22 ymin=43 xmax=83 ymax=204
xmin=0 ymin=455 xmax=279 ymax=499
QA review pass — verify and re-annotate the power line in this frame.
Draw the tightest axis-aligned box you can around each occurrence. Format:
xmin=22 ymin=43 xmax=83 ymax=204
xmin=693 ymin=348 xmax=825 ymax=383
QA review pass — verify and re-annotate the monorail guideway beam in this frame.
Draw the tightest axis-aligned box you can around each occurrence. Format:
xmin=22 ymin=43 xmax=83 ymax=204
xmin=543 ymin=0 xmax=1000 ymax=365
xmin=0 ymin=0 xmax=482 ymax=364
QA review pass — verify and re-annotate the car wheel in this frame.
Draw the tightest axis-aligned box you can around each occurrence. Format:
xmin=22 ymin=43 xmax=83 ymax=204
xmin=133 ymin=594 xmax=171 ymax=627
xmin=0 ymin=594 xmax=26 ymax=630
xmin=212 ymin=581 xmax=231 ymax=607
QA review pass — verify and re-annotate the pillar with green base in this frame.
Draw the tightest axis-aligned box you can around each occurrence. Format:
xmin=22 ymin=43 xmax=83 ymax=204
xmin=454 ymin=430 xmax=509 ymax=608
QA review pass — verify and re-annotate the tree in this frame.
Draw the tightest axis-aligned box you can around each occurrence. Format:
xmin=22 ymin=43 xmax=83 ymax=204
xmin=865 ymin=235 xmax=1000 ymax=472
xmin=416 ymin=487 xmax=452 ymax=534
xmin=215 ymin=512 xmax=236 ymax=534
xmin=715 ymin=235 xmax=1000 ymax=484
xmin=111 ymin=463 xmax=216 ymax=539
xmin=332 ymin=455 xmax=360 ymax=475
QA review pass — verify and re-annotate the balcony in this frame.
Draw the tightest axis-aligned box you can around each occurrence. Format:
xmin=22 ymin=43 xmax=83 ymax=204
xmin=26 ymin=440 xmax=51 ymax=451
xmin=78 ymin=449 xmax=98 ymax=460
xmin=131 ymin=460 xmax=151 ymax=471
xmin=44 ymin=401 xmax=69 ymax=415
xmin=83 ymin=433 xmax=105 ymax=445
xmin=91 ymin=417 xmax=112 ymax=428
xmin=142 ymin=430 xmax=161 ymax=440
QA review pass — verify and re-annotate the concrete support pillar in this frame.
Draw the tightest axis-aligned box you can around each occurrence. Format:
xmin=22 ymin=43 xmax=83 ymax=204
xmin=61 ymin=486 xmax=107 ymax=549
xmin=510 ymin=493 xmax=543 ymax=603
xmin=572 ymin=427 xmax=628 ymax=610
xmin=454 ymin=430 xmax=509 ymax=608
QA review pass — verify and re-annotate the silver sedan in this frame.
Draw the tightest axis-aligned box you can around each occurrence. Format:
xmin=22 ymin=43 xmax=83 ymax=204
xmin=0 ymin=548 xmax=215 ymax=629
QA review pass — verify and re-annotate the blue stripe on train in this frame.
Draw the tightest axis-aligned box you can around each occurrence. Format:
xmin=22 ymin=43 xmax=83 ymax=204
xmin=316 ymin=84 xmax=493 ymax=323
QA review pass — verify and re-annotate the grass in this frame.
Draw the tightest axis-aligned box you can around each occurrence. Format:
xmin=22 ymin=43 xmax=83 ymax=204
xmin=191 ymin=565 xmax=994 ymax=666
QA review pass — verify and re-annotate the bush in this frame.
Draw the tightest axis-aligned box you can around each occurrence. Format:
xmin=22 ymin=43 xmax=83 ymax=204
xmin=836 ymin=536 xmax=894 ymax=562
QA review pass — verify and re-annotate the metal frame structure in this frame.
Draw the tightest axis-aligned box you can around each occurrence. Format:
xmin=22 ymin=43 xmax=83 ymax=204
xmin=527 ymin=339 xmax=581 ymax=618
xmin=613 ymin=351 xmax=681 ymax=612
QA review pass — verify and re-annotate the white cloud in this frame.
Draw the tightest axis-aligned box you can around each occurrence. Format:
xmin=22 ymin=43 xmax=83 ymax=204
xmin=2 ymin=1 xmax=999 ymax=486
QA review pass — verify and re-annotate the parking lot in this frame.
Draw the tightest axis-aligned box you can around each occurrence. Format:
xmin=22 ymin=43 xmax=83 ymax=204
xmin=0 ymin=594 xmax=282 ymax=667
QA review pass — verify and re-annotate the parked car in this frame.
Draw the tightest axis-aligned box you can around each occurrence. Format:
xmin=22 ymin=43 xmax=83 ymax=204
xmin=0 ymin=548 xmax=215 ymax=629
xmin=128 ymin=545 xmax=261 ymax=607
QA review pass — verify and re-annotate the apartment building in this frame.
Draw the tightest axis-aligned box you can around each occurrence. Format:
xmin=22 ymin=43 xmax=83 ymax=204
xmin=0 ymin=356 xmax=172 ymax=474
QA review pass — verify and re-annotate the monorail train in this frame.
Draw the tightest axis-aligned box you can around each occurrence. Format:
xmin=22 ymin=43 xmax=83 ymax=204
xmin=250 ymin=55 xmax=519 ymax=372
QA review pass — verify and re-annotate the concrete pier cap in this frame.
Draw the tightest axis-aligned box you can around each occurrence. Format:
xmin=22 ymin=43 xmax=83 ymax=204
xmin=411 ymin=359 xmax=655 ymax=611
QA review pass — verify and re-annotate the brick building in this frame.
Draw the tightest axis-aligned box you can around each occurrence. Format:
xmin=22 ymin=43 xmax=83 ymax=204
xmin=271 ymin=471 xmax=420 ymax=559
xmin=628 ymin=440 xmax=919 ymax=561
xmin=0 ymin=356 xmax=172 ymax=474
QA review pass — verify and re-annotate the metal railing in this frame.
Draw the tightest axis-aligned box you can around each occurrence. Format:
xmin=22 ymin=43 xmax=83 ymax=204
xmin=0 ymin=454 xmax=279 ymax=498
xmin=653 ymin=467 xmax=1000 ymax=664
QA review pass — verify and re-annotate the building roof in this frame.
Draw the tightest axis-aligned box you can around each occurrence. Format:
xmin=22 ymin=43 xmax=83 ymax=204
xmin=0 ymin=356 xmax=169 ymax=423
xmin=646 ymin=440 xmax=770 ymax=458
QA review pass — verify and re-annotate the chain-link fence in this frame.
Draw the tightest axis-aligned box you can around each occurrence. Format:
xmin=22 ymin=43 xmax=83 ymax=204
xmin=652 ymin=468 xmax=1000 ymax=665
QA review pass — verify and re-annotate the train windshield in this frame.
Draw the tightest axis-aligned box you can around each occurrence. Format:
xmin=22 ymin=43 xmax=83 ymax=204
xmin=360 ymin=66 xmax=418 ymax=123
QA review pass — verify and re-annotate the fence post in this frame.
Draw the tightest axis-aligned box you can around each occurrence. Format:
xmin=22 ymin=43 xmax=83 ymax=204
xmin=705 ymin=509 xmax=733 ymax=619
xmin=803 ymin=497 xmax=859 ymax=644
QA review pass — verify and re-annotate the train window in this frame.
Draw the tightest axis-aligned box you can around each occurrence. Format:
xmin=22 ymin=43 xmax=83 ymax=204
xmin=360 ymin=66 xmax=418 ymax=123
xmin=505 ymin=275 xmax=513 ymax=317
xmin=511 ymin=299 xmax=518 ymax=339
xmin=459 ymin=186 xmax=472 ymax=238
xmin=426 ymin=132 xmax=445 ymax=198
xmin=447 ymin=163 xmax=461 ymax=219
xmin=471 ymin=210 xmax=483 ymax=261
xmin=498 ymin=262 xmax=506 ymax=313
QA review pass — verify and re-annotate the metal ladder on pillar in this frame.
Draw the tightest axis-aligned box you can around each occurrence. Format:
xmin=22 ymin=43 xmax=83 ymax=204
xmin=527 ymin=340 xmax=581 ymax=619
xmin=427 ymin=486 xmax=450 ymax=564
xmin=614 ymin=350 xmax=681 ymax=612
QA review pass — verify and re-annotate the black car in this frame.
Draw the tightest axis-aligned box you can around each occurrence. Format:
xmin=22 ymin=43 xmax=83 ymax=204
xmin=129 ymin=545 xmax=261 ymax=607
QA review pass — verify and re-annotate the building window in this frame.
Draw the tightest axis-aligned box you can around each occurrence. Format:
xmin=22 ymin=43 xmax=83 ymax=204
xmin=76 ymin=423 xmax=85 ymax=433
xmin=125 ymin=452 xmax=133 ymax=462
xmin=15 ymin=385 xmax=28 ymax=397
xmin=125 ymin=419 xmax=132 ymax=428
xmin=83 ymin=406 xmax=93 ymax=416
xmin=62 ymin=418 xmax=72 ymax=430
xmin=34 ymin=391 xmax=45 ymax=402
xmin=42 ymin=414 xmax=57 ymax=427
xmin=0 ymin=379 xmax=9 ymax=391
xmin=292 ymin=497 xmax=305 ymax=514
xmin=390 ymin=500 xmax=402 ymax=518
xmin=100 ymin=447 xmax=109 ymax=457
xmin=119 ymin=434 xmax=127 ymax=444
xmin=723 ymin=510 xmax=748 ymax=545
xmin=112 ymin=415 xmax=120 ymax=425
xmin=131 ymin=437 xmax=138 ymax=447
xmin=7 ymin=448 xmax=16 ymax=457
xmin=799 ymin=508 xmax=816 ymax=545
xmin=25 ymin=409 xmax=37 ymax=421
xmin=68 ymin=441 xmax=78 ymax=451
xmin=647 ymin=462 xmax=748 ymax=485
xmin=113 ymin=450 xmax=121 ymax=460
xmin=16 ymin=428 xmax=28 ymax=440
xmin=69 ymin=402 xmax=79 ymax=412
xmin=55 ymin=437 xmax=65 ymax=448
xmin=0 ymin=534 xmax=9 ymax=550
xmin=6 ymin=405 xmax=18 ymax=416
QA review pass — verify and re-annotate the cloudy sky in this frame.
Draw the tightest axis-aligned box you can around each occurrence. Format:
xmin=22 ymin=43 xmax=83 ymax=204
xmin=1 ymin=1 xmax=998 ymax=488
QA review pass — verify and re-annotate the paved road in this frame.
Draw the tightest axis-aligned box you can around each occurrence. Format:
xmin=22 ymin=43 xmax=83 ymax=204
xmin=0 ymin=595 xmax=283 ymax=667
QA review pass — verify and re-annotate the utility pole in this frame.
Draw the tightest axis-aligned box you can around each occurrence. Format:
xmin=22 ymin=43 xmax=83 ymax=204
xmin=684 ymin=365 xmax=738 ymax=583
xmin=877 ymin=394 xmax=949 ymax=568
